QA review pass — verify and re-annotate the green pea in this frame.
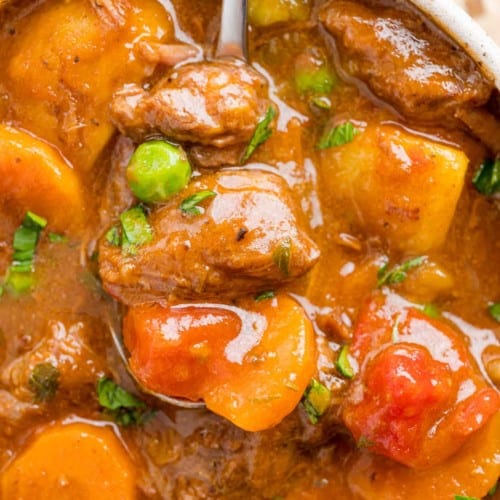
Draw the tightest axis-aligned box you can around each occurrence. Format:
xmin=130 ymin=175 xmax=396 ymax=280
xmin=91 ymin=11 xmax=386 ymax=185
xmin=126 ymin=141 xmax=191 ymax=203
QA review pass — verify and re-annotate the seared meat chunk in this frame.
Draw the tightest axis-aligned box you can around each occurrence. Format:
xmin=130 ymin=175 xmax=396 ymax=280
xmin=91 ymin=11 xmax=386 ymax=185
xmin=320 ymin=0 xmax=492 ymax=120
xmin=99 ymin=170 xmax=320 ymax=305
xmin=110 ymin=59 xmax=271 ymax=156
xmin=2 ymin=321 xmax=105 ymax=402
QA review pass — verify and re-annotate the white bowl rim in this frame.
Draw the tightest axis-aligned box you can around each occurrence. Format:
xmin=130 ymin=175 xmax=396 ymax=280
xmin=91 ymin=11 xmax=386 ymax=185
xmin=409 ymin=0 xmax=500 ymax=89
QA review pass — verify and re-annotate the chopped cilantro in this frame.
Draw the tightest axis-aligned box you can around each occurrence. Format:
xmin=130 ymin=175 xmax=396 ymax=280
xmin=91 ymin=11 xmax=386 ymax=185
xmin=472 ymin=158 xmax=500 ymax=196
xmin=29 ymin=363 xmax=60 ymax=402
xmin=377 ymin=256 xmax=426 ymax=287
xmin=302 ymin=379 xmax=331 ymax=424
xmin=336 ymin=345 xmax=354 ymax=379
xmin=241 ymin=106 xmax=276 ymax=162
xmin=317 ymin=122 xmax=359 ymax=150
xmin=179 ymin=190 xmax=217 ymax=216
xmin=97 ymin=377 xmax=153 ymax=427
xmin=273 ymin=237 xmax=292 ymax=277
xmin=255 ymin=290 xmax=275 ymax=302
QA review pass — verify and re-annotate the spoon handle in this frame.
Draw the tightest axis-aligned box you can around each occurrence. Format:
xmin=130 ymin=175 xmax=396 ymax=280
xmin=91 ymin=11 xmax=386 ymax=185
xmin=216 ymin=0 xmax=248 ymax=59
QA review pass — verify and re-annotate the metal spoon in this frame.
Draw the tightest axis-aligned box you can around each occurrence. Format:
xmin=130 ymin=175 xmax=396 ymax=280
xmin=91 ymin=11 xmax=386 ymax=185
xmin=110 ymin=0 xmax=248 ymax=409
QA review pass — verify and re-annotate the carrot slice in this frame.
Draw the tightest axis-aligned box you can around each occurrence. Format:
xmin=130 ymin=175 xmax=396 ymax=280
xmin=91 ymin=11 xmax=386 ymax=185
xmin=0 ymin=125 xmax=84 ymax=231
xmin=124 ymin=295 xmax=317 ymax=431
xmin=1 ymin=422 xmax=136 ymax=499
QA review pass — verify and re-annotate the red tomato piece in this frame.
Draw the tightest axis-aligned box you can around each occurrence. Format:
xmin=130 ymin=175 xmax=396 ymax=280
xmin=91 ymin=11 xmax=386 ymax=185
xmin=342 ymin=292 xmax=500 ymax=468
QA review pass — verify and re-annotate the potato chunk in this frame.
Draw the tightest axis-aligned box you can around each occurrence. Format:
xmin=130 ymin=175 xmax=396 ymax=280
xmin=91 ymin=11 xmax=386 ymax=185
xmin=0 ymin=0 xmax=173 ymax=171
xmin=248 ymin=0 xmax=311 ymax=27
xmin=320 ymin=124 xmax=468 ymax=253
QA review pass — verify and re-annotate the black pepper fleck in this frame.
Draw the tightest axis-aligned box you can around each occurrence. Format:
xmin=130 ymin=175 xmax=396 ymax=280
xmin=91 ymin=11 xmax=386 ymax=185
xmin=236 ymin=228 xmax=248 ymax=241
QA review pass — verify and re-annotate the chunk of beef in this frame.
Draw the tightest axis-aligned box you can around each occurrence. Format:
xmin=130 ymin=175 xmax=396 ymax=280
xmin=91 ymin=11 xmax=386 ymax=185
xmin=2 ymin=321 xmax=105 ymax=401
xmin=320 ymin=0 xmax=492 ymax=121
xmin=110 ymin=59 xmax=272 ymax=159
xmin=99 ymin=170 xmax=320 ymax=305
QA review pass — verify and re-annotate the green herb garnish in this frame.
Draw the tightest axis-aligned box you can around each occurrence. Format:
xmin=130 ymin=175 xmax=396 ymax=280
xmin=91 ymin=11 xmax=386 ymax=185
xmin=317 ymin=122 xmax=359 ymax=150
xmin=120 ymin=206 xmax=153 ymax=253
xmin=3 ymin=211 xmax=47 ymax=294
xmin=454 ymin=496 xmax=480 ymax=500
xmin=273 ymin=237 xmax=292 ymax=277
xmin=377 ymin=256 xmax=426 ymax=287
xmin=179 ymin=190 xmax=217 ymax=216
xmin=255 ymin=290 xmax=275 ymax=302
xmin=488 ymin=303 xmax=500 ymax=322
xmin=29 ymin=363 xmax=60 ymax=402
xmin=97 ymin=377 xmax=153 ymax=427
xmin=302 ymin=379 xmax=331 ymax=424
xmin=336 ymin=345 xmax=354 ymax=379
xmin=241 ymin=106 xmax=276 ymax=162
xmin=472 ymin=158 xmax=500 ymax=196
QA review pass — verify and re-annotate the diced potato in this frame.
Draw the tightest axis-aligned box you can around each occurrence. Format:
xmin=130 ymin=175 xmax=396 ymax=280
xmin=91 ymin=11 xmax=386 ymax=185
xmin=0 ymin=0 xmax=173 ymax=171
xmin=320 ymin=124 xmax=468 ymax=253
xmin=249 ymin=0 xmax=311 ymax=27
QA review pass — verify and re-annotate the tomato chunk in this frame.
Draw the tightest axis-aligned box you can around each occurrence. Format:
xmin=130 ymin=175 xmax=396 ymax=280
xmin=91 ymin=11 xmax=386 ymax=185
xmin=123 ymin=295 xmax=317 ymax=431
xmin=342 ymin=292 xmax=500 ymax=468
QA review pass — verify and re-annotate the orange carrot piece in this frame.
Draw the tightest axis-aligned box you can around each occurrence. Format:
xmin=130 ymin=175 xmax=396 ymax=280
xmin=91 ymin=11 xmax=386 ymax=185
xmin=124 ymin=295 xmax=317 ymax=431
xmin=1 ymin=422 xmax=136 ymax=499
xmin=0 ymin=125 xmax=84 ymax=232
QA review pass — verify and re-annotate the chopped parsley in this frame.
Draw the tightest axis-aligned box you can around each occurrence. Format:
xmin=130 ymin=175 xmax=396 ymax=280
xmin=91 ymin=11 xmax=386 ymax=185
xmin=255 ymin=290 xmax=275 ymax=302
xmin=3 ymin=211 xmax=47 ymax=294
xmin=336 ymin=345 xmax=354 ymax=379
xmin=29 ymin=363 xmax=60 ymax=402
xmin=377 ymin=256 xmax=426 ymax=287
xmin=472 ymin=158 xmax=500 ymax=196
xmin=179 ymin=190 xmax=217 ymax=216
xmin=273 ymin=237 xmax=292 ymax=277
xmin=317 ymin=122 xmax=359 ymax=150
xmin=97 ymin=377 xmax=153 ymax=427
xmin=302 ymin=379 xmax=331 ymax=424
xmin=488 ymin=303 xmax=500 ymax=322
xmin=241 ymin=106 xmax=276 ymax=163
